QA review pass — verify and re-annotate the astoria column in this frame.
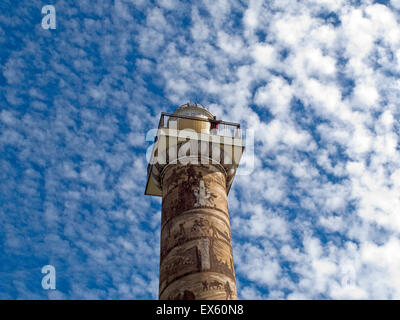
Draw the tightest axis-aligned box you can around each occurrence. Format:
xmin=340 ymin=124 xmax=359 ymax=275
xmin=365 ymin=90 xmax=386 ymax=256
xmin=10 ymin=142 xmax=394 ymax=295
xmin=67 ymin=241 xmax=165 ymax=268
xmin=145 ymin=103 xmax=244 ymax=300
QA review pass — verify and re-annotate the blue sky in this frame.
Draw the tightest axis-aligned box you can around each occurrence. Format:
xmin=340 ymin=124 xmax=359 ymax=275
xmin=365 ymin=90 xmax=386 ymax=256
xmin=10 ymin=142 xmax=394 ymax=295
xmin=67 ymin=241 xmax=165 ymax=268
xmin=1 ymin=0 xmax=400 ymax=299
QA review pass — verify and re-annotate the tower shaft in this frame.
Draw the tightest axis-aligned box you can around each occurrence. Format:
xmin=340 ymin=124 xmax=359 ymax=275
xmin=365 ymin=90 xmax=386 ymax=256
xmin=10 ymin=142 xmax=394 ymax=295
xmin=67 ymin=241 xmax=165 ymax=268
xmin=159 ymin=163 xmax=237 ymax=300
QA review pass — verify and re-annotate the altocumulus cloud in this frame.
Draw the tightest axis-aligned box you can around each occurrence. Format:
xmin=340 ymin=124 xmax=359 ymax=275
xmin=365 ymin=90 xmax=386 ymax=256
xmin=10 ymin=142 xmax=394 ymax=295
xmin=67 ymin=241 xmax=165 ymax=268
xmin=1 ymin=0 xmax=400 ymax=299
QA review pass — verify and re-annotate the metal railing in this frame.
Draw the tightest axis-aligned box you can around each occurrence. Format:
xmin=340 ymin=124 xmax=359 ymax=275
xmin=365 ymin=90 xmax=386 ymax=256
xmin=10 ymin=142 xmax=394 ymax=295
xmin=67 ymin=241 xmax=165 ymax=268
xmin=157 ymin=112 xmax=241 ymax=139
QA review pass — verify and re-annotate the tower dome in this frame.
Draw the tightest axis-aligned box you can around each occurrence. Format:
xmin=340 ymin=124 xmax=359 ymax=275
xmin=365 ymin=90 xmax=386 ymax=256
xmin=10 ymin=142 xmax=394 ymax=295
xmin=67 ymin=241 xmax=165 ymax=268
xmin=168 ymin=102 xmax=214 ymax=133
xmin=173 ymin=102 xmax=214 ymax=119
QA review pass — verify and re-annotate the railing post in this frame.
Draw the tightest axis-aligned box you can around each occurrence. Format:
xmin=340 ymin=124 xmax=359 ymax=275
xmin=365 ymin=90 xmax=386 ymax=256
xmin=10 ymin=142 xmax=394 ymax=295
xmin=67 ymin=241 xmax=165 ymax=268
xmin=159 ymin=114 xmax=165 ymax=128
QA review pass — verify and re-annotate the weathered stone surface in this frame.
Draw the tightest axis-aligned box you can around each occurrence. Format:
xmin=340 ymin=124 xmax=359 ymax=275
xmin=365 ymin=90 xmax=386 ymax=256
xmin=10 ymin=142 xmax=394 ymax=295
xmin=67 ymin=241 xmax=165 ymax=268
xmin=159 ymin=163 xmax=237 ymax=300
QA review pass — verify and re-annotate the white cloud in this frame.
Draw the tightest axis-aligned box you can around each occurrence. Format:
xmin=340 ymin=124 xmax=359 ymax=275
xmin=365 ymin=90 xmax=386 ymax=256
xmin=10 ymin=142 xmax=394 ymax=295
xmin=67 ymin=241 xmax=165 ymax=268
xmin=392 ymin=0 xmax=400 ymax=9
xmin=2 ymin=0 xmax=400 ymax=300
xmin=254 ymin=76 xmax=292 ymax=116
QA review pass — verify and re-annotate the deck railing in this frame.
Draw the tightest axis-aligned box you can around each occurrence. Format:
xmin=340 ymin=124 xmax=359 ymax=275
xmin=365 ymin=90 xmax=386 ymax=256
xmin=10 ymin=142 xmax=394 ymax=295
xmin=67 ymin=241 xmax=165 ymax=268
xmin=157 ymin=112 xmax=241 ymax=139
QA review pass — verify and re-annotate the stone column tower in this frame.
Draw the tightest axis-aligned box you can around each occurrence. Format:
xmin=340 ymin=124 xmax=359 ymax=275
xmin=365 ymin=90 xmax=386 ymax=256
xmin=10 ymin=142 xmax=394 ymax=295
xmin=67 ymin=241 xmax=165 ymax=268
xmin=145 ymin=103 xmax=244 ymax=300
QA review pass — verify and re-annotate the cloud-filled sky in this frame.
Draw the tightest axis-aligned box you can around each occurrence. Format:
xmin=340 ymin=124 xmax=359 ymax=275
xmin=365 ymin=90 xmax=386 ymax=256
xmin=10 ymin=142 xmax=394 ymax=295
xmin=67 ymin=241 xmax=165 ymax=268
xmin=1 ymin=0 xmax=400 ymax=299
